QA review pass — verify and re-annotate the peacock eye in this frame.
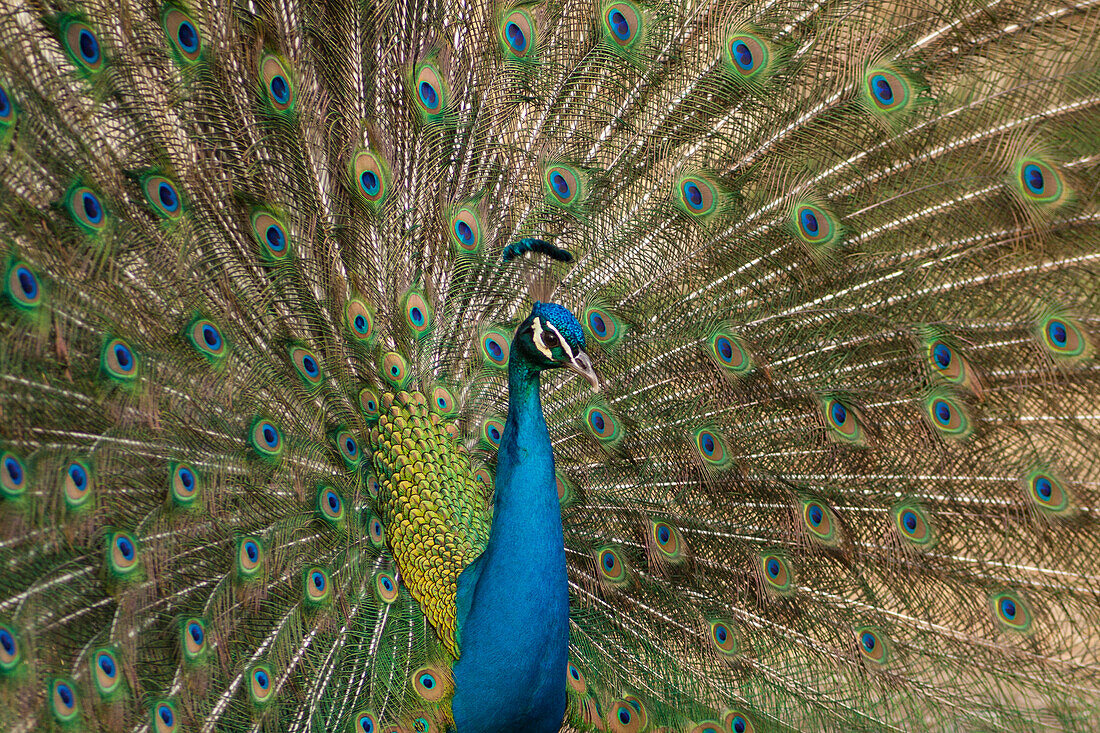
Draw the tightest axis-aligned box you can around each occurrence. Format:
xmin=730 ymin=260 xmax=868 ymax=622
xmin=543 ymin=331 xmax=560 ymax=348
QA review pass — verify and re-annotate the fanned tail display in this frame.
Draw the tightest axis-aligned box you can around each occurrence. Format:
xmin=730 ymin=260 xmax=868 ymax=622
xmin=0 ymin=0 xmax=1098 ymax=730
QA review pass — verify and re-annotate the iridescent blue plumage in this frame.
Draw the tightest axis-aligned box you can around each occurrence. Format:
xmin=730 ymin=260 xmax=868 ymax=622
xmin=453 ymin=303 xmax=591 ymax=732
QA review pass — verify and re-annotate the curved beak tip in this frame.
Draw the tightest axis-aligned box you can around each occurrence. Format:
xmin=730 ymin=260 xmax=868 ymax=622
xmin=567 ymin=352 xmax=600 ymax=392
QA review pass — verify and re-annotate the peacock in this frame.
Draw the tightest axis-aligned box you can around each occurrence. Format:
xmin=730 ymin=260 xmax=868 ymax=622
xmin=1 ymin=0 xmax=1099 ymax=730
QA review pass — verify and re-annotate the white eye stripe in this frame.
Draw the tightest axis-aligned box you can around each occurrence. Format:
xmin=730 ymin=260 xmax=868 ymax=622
xmin=531 ymin=317 xmax=553 ymax=359
xmin=531 ymin=318 xmax=573 ymax=361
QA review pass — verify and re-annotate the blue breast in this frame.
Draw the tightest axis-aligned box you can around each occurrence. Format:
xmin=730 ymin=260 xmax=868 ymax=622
xmin=450 ymin=365 xmax=569 ymax=732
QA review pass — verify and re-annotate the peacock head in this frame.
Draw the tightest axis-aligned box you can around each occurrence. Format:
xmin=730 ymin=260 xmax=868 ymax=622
xmin=514 ymin=301 xmax=599 ymax=389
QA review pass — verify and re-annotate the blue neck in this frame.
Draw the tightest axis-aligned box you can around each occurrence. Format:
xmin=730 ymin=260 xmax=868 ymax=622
xmin=451 ymin=357 xmax=569 ymax=733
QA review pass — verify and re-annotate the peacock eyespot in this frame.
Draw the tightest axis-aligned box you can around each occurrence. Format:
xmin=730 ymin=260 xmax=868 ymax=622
xmin=352 ymin=151 xmax=388 ymax=203
xmin=67 ymin=186 xmax=107 ymax=231
xmin=709 ymin=620 xmax=737 ymax=654
xmin=185 ymin=317 xmax=229 ymax=362
xmin=1026 ymin=471 xmax=1068 ymax=512
xmin=474 ymin=467 xmax=493 ymax=488
xmin=335 ymin=430 xmax=361 ymax=468
xmin=162 ymin=8 xmax=202 ymax=62
xmin=142 ymin=175 xmax=183 ymax=219
xmin=863 ymin=68 xmax=911 ymax=114
xmin=249 ymin=418 xmax=284 ymax=460
xmin=482 ymin=418 xmax=504 ymax=447
xmin=318 ymin=487 xmax=344 ymax=523
xmin=792 ymin=202 xmax=840 ymax=249
xmin=154 ymin=702 xmax=177 ymax=732
xmin=238 ymin=537 xmax=263 ymax=576
xmin=1015 ymin=159 xmax=1064 ymax=205
xmin=597 ymin=547 xmax=628 ymax=584
xmin=250 ymin=664 xmax=274 ymax=703
xmin=726 ymin=713 xmax=753 ymax=733
xmin=677 ymin=176 xmax=718 ymax=217
xmin=251 ymin=211 xmax=291 ymax=260
xmin=0 ymin=84 xmax=13 ymax=124
xmin=482 ymin=332 xmax=509 ymax=366
xmin=760 ymin=553 xmax=792 ymax=592
xmin=93 ymin=649 xmax=122 ymax=695
xmin=450 ymin=206 xmax=482 ymax=253
xmin=650 ymin=520 xmax=683 ymax=560
xmin=1 ymin=452 xmax=26 ymax=498
xmin=376 ymin=571 xmax=399 ymax=602
xmin=261 ymin=55 xmax=295 ymax=111
xmin=1037 ymin=314 xmax=1087 ymax=359
xmin=823 ymin=398 xmax=862 ymax=443
xmin=603 ymin=3 xmax=641 ymax=46
xmin=171 ymin=462 xmax=200 ymax=505
xmin=368 ymin=515 xmax=385 ymax=546
xmin=356 ymin=711 xmax=377 ymax=733
xmin=412 ymin=666 xmax=449 ymax=702
xmin=545 ymin=166 xmax=581 ymax=206
xmin=64 ymin=460 xmax=93 ymax=507
xmin=51 ymin=678 xmax=79 ymax=721
xmin=894 ymin=504 xmax=933 ymax=545
xmin=7 ymin=263 xmax=42 ymax=309
xmin=109 ymin=531 xmax=140 ymax=575
xmin=584 ymin=404 xmax=622 ymax=445
xmin=925 ymin=393 xmax=968 ymax=437
xmin=802 ymin=499 xmax=836 ymax=541
xmin=183 ymin=618 xmax=208 ymax=660
xmin=992 ymin=592 xmax=1032 ymax=631
xmin=62 ymin=20 xmax=103 ymax=72
xmin=501 ymin=10 xmax=535 ymax=58
xmin=414 ymin=64 xmax=446 ymax=115
xmin=303 ymin=567 xmax=332 ymax=604
xmin=856 ymin=626 xmax=889 ymax=663
xmin=727 ymin=34 xmax=769 ymax=78
xmin=359 ymin=387 xmax=381 ymax=419
xmin=694 ymin=428 xmax=730 ymax=467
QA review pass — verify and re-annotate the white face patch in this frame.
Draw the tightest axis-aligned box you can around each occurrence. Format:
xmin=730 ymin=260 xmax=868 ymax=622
xmin=531 ymin=317 xmax=573 ymax=362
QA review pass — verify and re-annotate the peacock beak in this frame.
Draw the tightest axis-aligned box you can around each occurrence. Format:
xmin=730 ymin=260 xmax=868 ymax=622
xmin=566 ymin=351 xmax=600 ymax=391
